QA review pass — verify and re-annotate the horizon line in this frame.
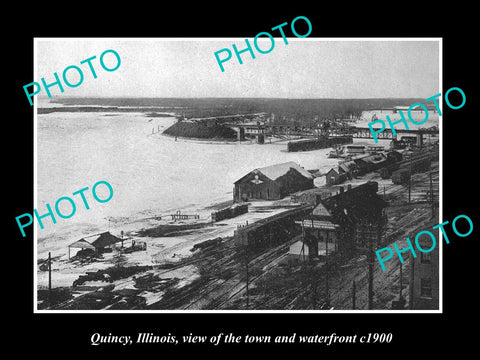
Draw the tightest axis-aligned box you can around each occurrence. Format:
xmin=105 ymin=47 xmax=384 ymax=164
xmin=39 ymin=95 xmax=431 ymax=100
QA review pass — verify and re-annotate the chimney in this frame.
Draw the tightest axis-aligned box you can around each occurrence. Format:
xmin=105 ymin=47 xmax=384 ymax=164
xmin=347 ymin=184 xmax=352 ymax=191
xmin=339 ymin=186 xmax=344 ymax=193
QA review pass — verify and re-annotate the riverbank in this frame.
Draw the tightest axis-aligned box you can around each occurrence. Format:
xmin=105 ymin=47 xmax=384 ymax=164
xmin=160 ymin=131 xmax=239 ymax=144
xmin=39 ymin=152 xmax=439 ymax=311
xmin=37 ymin=197 xmax=302 ymax=307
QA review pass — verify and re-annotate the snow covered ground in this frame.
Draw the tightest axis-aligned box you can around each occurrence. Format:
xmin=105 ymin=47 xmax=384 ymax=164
xmin=37 ymin=199 xmax=303 ymax=290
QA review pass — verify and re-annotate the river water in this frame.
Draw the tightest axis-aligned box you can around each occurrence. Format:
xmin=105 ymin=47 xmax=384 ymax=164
xmin=35 ymin=102 xmax=439 ymax=256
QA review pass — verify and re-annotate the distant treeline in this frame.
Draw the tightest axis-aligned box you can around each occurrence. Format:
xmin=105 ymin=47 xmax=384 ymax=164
xmin=47 ymin=97 xmax=425 ymax=123
xmin=38 ymin=106 xmax=178 ymax=116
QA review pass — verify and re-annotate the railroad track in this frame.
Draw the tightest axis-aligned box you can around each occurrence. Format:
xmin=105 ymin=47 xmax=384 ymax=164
xmin=208 ymin=247 xmax=290 ymax=310
xmin=182 ymin=241 xmax=292 ymax=310
xmin=185 ymin=204 xmax=431 ymax=311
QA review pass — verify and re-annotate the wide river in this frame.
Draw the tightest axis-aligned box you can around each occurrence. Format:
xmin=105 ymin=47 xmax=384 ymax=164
xmin=36 ymin=106 xmax=438 ymax=256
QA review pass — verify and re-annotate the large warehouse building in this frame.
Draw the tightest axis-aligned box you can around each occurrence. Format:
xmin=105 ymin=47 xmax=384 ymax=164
xmin=233 ymin=161 xmax=314 ymax=202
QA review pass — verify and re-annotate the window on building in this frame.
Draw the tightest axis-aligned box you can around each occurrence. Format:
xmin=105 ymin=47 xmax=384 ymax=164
xmin=421 ymin=252 xmax=432 ymax=264
xmin=420 ymin=278 xmax=432 ymax=298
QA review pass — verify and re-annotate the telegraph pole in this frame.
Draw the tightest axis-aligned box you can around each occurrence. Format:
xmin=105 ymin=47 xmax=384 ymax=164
xmin=399 ymin=261 xmax=403 ymax=301
xmin=311 ymin=219 xmax=317 ymax=309
xmin=367 ymin=223 xmax=374 ymax=310
xmin=325 ymin=231 xmax=330 ymax=308
xmin=245 ymin=243 xmax=249 ymax=310
xmin=352 ymin=281 xmax=356 ymax=310
xmin=48 ymin=252 xmax=52 ymax=307
xmin=408 ymin=155 xmax=412 ymax=203
xmin=430 ymin=172 xmax=435 ymax=219
xmin=409 ymin=253 xmax=415 ymax=310
xmin=311 ymin=264 xmax=317 ymax=309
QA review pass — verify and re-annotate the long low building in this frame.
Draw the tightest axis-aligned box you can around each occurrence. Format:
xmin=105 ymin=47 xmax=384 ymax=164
xmin=234 ymin=204 xmax=314 ymax=247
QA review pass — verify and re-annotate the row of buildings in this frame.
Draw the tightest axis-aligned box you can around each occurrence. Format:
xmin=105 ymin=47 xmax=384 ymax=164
xmin=326 ymin=151 xmax=403 ymax=185
xmin=232 ymin=159 xmax=438 ymax=310
xmin=64 ymin=156 xmax=437 ymax=310
xmin=235 ymin=181 xmax=388 ymax=258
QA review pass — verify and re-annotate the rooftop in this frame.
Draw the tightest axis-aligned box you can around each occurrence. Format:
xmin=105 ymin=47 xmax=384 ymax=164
xmin=254 ymin=161 xmax=314 ymax=181
xmin=235 ymin=161 xmax=314 ymax=183
xmin=78 ymin=231 xmax=123 ymax=249
xmin=312 ymin=203 xmax=332 ymax=218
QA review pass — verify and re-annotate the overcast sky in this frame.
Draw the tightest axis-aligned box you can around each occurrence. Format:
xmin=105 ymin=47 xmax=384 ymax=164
xmin=35 ymin=38 xmax=440 ymax=99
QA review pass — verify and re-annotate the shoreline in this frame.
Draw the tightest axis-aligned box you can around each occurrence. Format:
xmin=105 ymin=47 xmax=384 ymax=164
xmin=159 ymin=131 xmax=239 ymax=145
xmin=37 ymin=154 xmax=440 ymax=310
xmin=36 ymin=196 xmax=298 ymax=284
xmin=35 ymin=103 xmax=440 ymax=309
xmin=159 ymin=132 xmax=291 ymax=146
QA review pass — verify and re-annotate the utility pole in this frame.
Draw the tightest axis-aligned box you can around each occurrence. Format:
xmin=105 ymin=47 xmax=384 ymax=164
xmin=311 ymin=264 xmax=317 ymax=310
xmin=367 ymin=223 xmax=374 ymax=310
xmin=300 ymin=221 xmax=306 ymax=261
xmin=311 ymin=219 xmax=317 ymax=310
xmin=325 ymin=231 xmax=330 ymax=308
xmin=399 ymin=261 xmax=403 ymax=301
xmin=408 ymin=155 xmax=412 ymax=204
xmin=245 ymin=243 xmax=249 ymax=310
xmin=409 ymin=253 xmax=415 ymax=310
xmin=352 ymin=281 xmax=356 ymax=310
xmin=48 ymin=252 xmax=52 ymax=307
xmin=392 ymin=260 xmax=406 ymax=309
xmin=430 ymin=172 xmax=435 ymax=219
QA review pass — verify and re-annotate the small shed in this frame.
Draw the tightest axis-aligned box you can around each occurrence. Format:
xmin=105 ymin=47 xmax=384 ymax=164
xmin=68 ymin=239 xmax=96 ymax=260
xmin=326 ymin=168 xmax=340 ymax=185
xmin=325 ymin=168 xmax=348 ymax=185
xmin=89 ymin=232 xmax=124 ymax=252
xmin=68 ymin=232 xmax=124 ymax=259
